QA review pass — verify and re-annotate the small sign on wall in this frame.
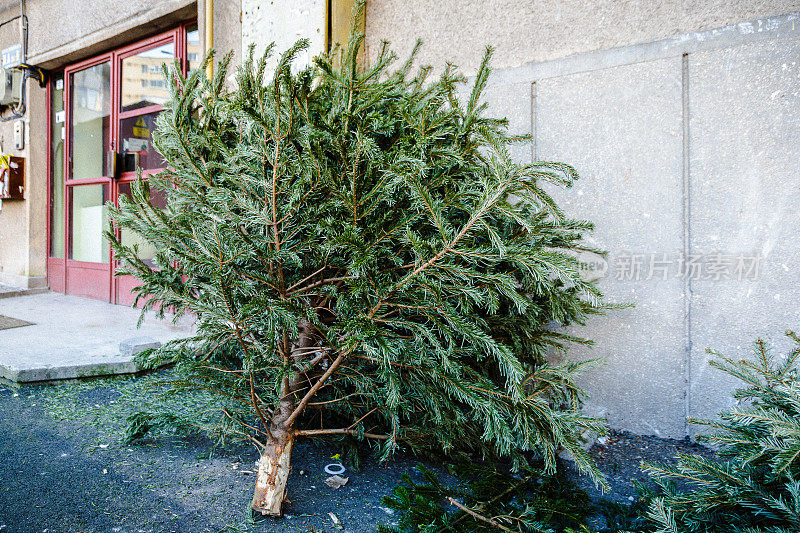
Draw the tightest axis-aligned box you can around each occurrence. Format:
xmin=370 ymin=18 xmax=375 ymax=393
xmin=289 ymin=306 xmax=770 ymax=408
xmin=1 ymin=44 xmax=21 ymax=69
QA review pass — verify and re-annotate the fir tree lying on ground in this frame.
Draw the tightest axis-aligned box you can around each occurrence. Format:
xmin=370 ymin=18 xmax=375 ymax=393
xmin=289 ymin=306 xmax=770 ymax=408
xmin=109 ymin=9 xmax=606 ymax=515
xmin=378 ymin=461 xmax=593 ymax=533
xmin=644 ymin=331 xmax=800 ymax=533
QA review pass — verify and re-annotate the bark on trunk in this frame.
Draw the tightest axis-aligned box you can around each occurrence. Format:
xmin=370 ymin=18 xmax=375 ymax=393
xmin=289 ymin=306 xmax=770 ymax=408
xmin=251 ymin=425 xmax=295 ymax=515
xmin=251 ymin=319 xmax=317 ymax=516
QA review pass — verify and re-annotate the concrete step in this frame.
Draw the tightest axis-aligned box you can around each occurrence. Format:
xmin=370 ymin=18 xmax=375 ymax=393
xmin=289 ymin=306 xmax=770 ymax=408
xmin=0 ymin=284 xmax=49 ymax=300
xmin=0 ymin=292 xmax=194 ymax=383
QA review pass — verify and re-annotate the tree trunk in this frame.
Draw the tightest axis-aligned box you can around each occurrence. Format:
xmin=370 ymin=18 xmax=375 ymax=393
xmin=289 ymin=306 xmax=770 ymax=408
xmin=251 ymin=320 xmax=316 ymax=516
xmin=251 ymin=424 xmax=295 ymax=515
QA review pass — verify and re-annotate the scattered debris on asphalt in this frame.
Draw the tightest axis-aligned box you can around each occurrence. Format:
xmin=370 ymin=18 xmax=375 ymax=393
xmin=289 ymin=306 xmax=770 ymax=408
xmin=324 ymin=462 xmax=346 ymax=475
xmin=325 ymin=475 xmax=349 ymax=489
xmin=329 ymin=511 xmax=343 ymax=529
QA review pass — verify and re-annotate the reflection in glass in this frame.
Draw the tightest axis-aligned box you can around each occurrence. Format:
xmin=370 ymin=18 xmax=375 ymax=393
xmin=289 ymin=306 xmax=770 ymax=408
xmin=70 ymin=62 xmax=110 ymax=180
xmin=186 ymin=24 xmax=201 ymax=74
xmin=69 ymin=184 xmax=109 ymax=263
xmin=117 ymin=181 xmax=168 ymax=265
xmin=120 ymin=112 xmax=165 ymax=172
xmin=121 ymin=42 xmax=175 ymax=112
xmin=50 ymin=74 xmax=65 ymax=258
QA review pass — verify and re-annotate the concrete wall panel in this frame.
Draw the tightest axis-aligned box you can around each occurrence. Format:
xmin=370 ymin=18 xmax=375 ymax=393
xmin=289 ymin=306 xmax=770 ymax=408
xmin=687 ymin=36 xmax=800 ymax=429
xmin=480 ymin=81 xmax=532 ymax=165
xmin=242 ymin=0 xmax=326 ymax=73
xmin=366 ymin=0 xmax=800 ymax=75
xmin=21 ymin=0 xmax=197 ymax=67
xmin=213 ymin=0 xmax=242 ymax=76
xmin=535 ymin=58 xmax=686 ymax=437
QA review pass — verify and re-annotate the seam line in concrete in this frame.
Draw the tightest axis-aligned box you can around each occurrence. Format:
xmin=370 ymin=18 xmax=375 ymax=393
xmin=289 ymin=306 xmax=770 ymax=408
xmin=681 ymin=52 xmax=693 ymax=438
xmin=488 ymin=11 xmax=799 ymax=86
xmin=530 ymin=81 xmax=536 ymax=162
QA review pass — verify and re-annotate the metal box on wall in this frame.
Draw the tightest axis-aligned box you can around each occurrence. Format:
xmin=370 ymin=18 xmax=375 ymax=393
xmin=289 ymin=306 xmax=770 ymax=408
xmin=0 ymin=68 xmax=23 ymax=107
xmin=0 ymin=156 xmax=24 ymax=200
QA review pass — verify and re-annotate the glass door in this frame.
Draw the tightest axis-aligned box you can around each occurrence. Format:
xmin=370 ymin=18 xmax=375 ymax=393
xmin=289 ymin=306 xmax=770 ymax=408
xmin=113 ymin=33 xmax=176 ymax=306
xmin=46 ymin=72 xmax=65 ymax=293
xmin=64 ymin=57 xmax=113 ymax=301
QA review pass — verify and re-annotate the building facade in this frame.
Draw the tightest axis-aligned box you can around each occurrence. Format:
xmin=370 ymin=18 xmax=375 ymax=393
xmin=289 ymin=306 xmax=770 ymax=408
xmin=0 ymin=0 xmax=798 ymax=438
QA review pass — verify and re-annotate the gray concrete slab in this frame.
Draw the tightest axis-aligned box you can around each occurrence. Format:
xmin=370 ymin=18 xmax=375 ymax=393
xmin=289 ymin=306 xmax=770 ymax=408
xmin=0 ymin=292 xmax=194 ymax=382
xmin=536 ymin=57 xmax=687 ymax=438
xmin=687 ymin=35 xmax=800 ymax=432
xmin=0 ymin=283 xmax=48 ymax=300
xmin=486 ymin=12 xmax=800 ymax=87
xmin=451 ymin=10 xmax=800 ymax=440
xmin=481 ymin=80 xmax=533 ymax=165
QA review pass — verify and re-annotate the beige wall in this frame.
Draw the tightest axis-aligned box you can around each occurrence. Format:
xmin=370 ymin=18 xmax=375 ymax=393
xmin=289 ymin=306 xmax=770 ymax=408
xmin=0 ymin=81 xmax=47 ymax=289
xmin=208 ymin=0 xmax=242 ymax=78
xmin=0 ymin=14 xmax=35 ymax=286
xmin=366 ymin=1 xmax=800 ymax=74
xmin=26 ymin=84 xmax=47 ymax=280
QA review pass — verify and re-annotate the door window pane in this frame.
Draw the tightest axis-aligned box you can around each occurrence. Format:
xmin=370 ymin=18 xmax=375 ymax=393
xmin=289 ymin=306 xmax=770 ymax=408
xmin=117 ymin=181 xmax=167 ymax=266
xmin=69 ymin=184 xmax=109 ymax=263
xmin=121 ymin=42 xmax=175 ymax=112
xmin=119 ymin=111 xmax=165 ymax=172
xmin=70 ymin=62 xmax=111 ymax=180
xmin=50 ymin=74 xmax=65 ymax=258
xmin=186 ymin=24 xmax=201 ymax=74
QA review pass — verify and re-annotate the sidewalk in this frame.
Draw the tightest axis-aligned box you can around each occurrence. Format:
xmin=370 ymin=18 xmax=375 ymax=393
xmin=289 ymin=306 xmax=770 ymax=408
xmin=0 ymin=292 xmax=194 ymax=382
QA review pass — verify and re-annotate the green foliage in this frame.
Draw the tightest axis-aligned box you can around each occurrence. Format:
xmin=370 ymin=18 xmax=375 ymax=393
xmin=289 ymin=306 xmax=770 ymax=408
xmin=123 ymin=410 xmax=197 ymax=444
xmin=644 ymin=331 xmax=800 ymax=533
xmin=592 ymin=498 xmax=651 ymax=533
xmin=378 ymin=462 xmax=591 ymax=533
xmin=31 ymin=369 xmax=221 ymax=449
xmin=108 ymin=7 xmax=606 ymax=484
xmin=376 ymin=460 xmax=655 ymax=533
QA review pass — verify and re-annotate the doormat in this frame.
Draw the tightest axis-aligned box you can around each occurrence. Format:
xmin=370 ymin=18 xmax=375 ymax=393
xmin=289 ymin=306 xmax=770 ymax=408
xmin=0 ymin=315 xmax=33 ymax=330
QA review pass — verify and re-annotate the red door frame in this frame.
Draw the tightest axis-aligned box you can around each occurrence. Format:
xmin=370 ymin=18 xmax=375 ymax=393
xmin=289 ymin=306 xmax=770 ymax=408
xmin=47 ymin=22 xmax=194 ymax=303
xmin=112 ymin=29 xmax=181 ymax=306
xmin=63 ymin=51 xmax=114 ymax=301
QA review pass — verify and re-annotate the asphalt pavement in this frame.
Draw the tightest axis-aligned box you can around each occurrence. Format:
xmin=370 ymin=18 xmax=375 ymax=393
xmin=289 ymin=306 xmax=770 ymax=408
xmin=0 ymin=383 xmax=409 ymax=533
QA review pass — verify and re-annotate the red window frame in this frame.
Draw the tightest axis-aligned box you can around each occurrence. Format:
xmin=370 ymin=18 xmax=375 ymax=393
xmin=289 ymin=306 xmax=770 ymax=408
xmin=46 ymin=21 xmax=196 ymax=303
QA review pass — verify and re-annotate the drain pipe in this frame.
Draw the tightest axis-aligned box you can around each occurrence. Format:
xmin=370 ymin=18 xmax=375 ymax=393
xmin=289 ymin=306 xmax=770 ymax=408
xmin=204 ymin=0 xmax=213 ymax=78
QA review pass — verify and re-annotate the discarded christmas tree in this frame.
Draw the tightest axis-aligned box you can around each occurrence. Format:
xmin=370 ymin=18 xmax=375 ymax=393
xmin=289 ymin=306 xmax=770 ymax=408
xmin=109 ymin=22 xmax=606 ymax=515
xmin=645 ymin=331 xmax=800 ymax=533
